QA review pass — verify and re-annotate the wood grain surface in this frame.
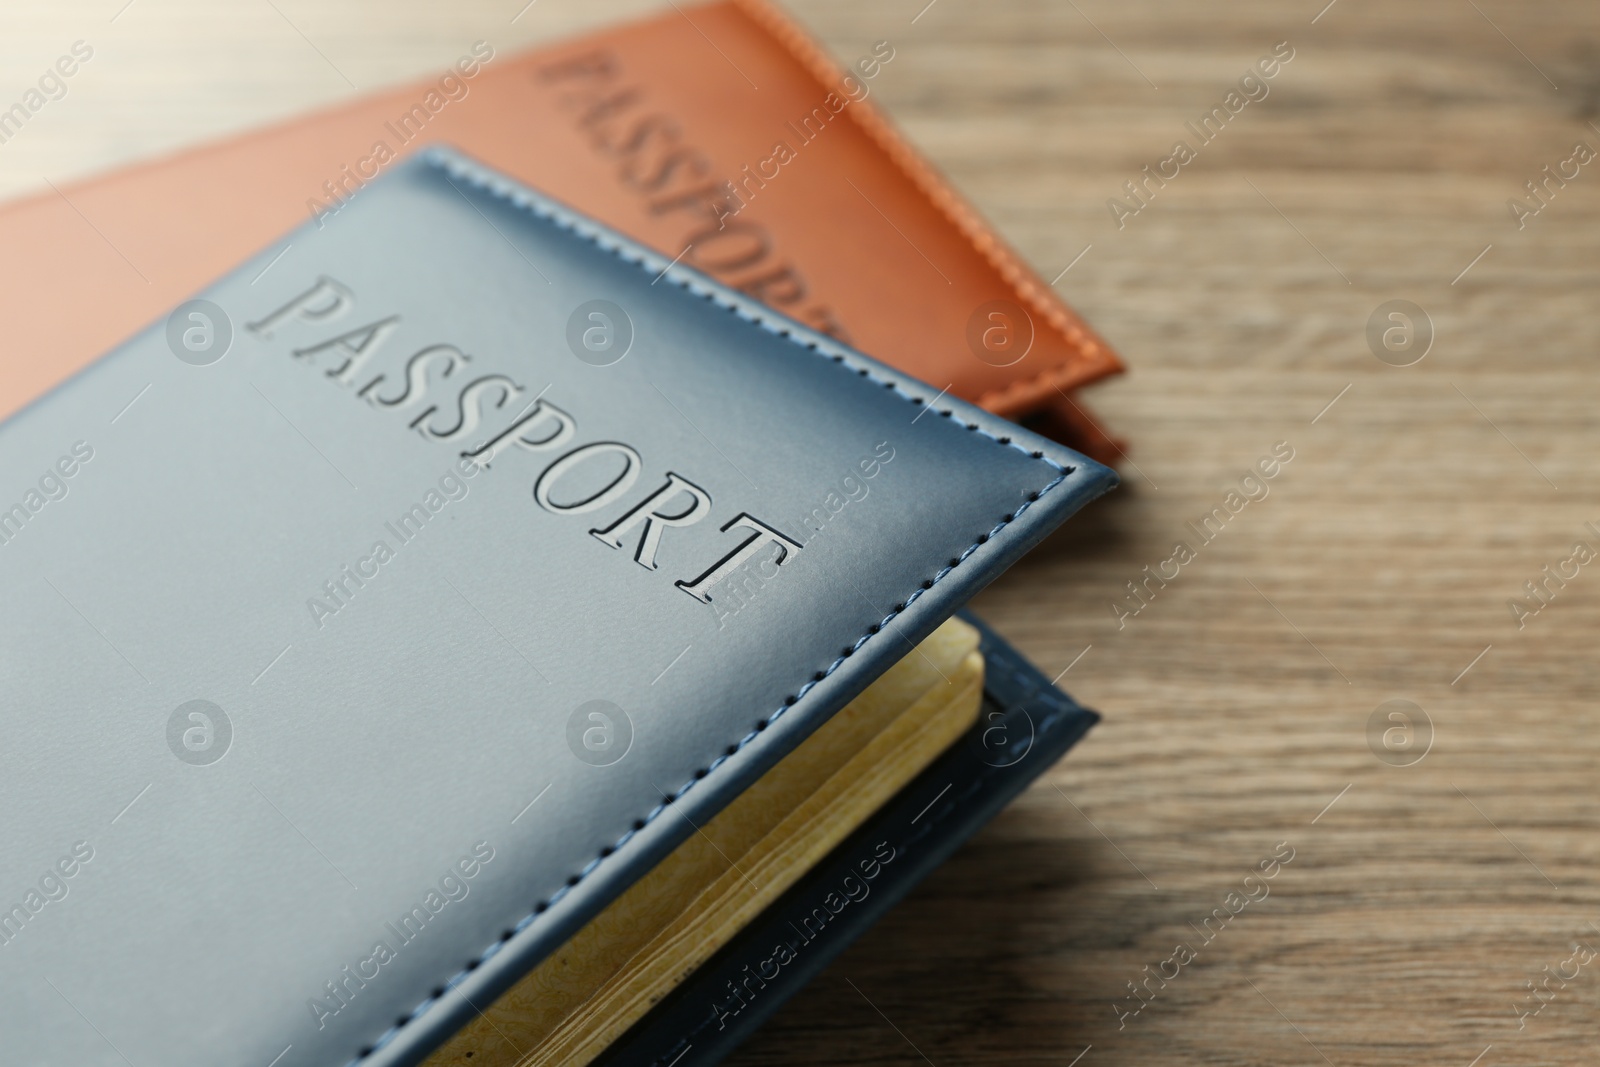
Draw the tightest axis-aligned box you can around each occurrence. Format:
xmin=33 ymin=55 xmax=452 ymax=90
xmin=4 ymin=1 xmax=1596 ymax=1065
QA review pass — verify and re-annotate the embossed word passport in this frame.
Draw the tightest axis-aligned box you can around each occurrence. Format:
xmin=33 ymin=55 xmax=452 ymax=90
xmin=0 ymin=0 xmax=1124 ymax=465
xmin=0 ymin=149 xmax=1114 ymax=1067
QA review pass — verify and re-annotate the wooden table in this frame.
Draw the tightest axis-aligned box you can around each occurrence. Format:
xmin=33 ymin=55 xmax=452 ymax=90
xmin=6 ymin=1 xmax=1596 ymax=1064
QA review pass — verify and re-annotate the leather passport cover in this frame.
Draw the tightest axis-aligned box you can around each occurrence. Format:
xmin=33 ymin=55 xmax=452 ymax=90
xmin=0 ymin=0 xmax=1124 ymax=464
xmin=0 ymin=148 xmax=1114 ymax=1067
xmin=590 ymin=613 xmax=1099 ymax=1067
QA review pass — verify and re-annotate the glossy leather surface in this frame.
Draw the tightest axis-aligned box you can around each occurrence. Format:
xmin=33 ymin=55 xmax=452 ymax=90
xmin=0 ymin=148 xmax=1114 ymax=1067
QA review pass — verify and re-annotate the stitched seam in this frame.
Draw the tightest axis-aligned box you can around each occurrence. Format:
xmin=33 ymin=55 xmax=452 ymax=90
xmin=727 ymin=0 xmax=1125 ymax=406
xmin=340 ymin=150 xmax=1078 ymax=1065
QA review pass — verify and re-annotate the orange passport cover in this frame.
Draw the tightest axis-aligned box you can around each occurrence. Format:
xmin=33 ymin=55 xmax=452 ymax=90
xmin=0 ymin=0 xmax=1123 ymax=461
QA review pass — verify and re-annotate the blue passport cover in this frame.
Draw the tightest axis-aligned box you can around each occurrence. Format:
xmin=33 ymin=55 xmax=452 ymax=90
xmin=0 ymin=147 xmax=1114 ymax=1067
